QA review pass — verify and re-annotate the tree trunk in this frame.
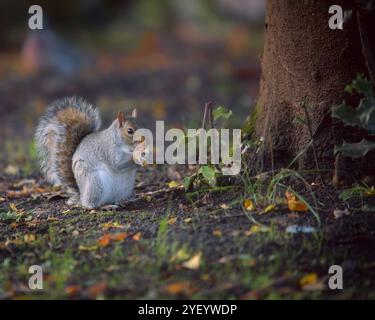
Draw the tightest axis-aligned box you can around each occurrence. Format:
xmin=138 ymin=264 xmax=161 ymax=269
xmin=253 ymin=0 xmax=375 ymax=184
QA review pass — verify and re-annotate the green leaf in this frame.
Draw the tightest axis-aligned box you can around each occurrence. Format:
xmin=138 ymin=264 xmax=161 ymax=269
xmin=332 ymin=102 xmax=362 ymax=127
xmin=183 ymin=175 xmax=196 ymax=191
xmin=357 ymin=98 xmax=375 ymax=135
xmin=332 ymin=97 xmax=375 ymax=135
xmin=198 ymin=165 xmax=220 ymax=187
xmin=335 ymin=138 xmax=375 ymax=158
xmin=350 ymin=74 xmax=374 ymax=98
xmin=213 ymin=106 xmax=232 ymax=121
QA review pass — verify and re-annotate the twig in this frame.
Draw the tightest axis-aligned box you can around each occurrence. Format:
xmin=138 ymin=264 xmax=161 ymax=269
xmin=301 ymin=103 xmax=321 ymax=176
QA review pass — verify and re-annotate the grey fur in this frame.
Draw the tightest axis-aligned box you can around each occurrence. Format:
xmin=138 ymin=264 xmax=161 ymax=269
xmin=35 ymin=97 xmax=101 ymax=185
xmin=35 ymin=97 xmax=138 ymax=208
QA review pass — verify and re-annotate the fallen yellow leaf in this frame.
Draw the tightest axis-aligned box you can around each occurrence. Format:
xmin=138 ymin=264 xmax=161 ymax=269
xmin=245 ymin=225 xmax=269 ymax=236
xmin=182 ymin=252 xmax=202 ymax=270
xmin=213 ymin=229 xmax=222 ymax=237
xmin=264 ymin=204 xmax=276 ymax=213
xmin=243 ymin=199 xmax=255 ymax=211
xmin=9 ymin=203 xmax=18 ymax=212
xmin=299 ymin=273 xmax=318 ymax=287
xmin=24 ymin=234 xmax=36 ymax=243
xmin=167 ymin=181 xmax=180 ymax=188
xmin=170 ymin=248 xmax=190 ymax=262
xmin=102 ymin=221 xmax=124 ymax=230
xmin=220 ymin=204 xmax=229 ymax=209
xmin=364 ymin=187 xmax=375 ymax=197
xmin=79 ymin=245 xmax=98 ymax=251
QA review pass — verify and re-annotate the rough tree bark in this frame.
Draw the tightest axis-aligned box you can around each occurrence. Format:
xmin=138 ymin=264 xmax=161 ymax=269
xmin=252 ymin=0 xmax=375 ymax=184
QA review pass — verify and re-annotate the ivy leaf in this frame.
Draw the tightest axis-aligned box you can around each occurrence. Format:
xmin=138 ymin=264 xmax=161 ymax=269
xmin=198 ymin=165 xmax=219 ymax=187
xmin=332 ymin=79 xmax=375 ymax=135
xmin=346 ymin=73 xmax=374 ymax=98
xmin=213 ymin=106 xmax=232 ymax=121
xmin=357 ymin=98 xmax=375 ymax=135
xmin=335 ymin=138 xmax=375 ymax=158
xmin=332 ymin=102 xmax=362 ymax=127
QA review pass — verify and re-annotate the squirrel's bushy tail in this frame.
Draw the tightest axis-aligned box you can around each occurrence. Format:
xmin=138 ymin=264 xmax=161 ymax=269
xmin=35 ymin=97 xmax=101 ymax=192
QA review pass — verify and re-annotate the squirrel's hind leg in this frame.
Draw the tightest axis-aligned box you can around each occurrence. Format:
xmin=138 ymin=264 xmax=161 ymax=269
xmin=66 ymin=189 xmax=81 ymax=206
xmin=78 ymin=174 xmax=105 ymax=209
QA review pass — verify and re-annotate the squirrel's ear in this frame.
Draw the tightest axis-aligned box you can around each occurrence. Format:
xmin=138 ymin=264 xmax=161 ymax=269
xmin=117 ymin=111 xmax=125 ymax=128
xmin=132 ymin=108 xmax=138 ymax=118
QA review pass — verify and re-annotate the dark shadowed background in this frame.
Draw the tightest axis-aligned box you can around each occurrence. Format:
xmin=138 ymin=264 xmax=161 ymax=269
xmin=0 ymin=0 xmax=263 ymax=173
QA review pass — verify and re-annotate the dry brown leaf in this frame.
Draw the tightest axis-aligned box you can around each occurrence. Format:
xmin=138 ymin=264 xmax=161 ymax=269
xmin=182 ymin=252 xmax=202 ymax=270
xmin=132 ymin=232 xmax=142 ymax=241
xmin=5 ymin=165 xmax=19 ymax=175
xmin=88 ymin=281 xmax=107 ymax=297
xmin=24 ymin=234 xmax=36 ymax=243
xmin=167 ymin=217 xmax=177 ymax=225
xmin=213 ymin=229 xmax=222 ymax=237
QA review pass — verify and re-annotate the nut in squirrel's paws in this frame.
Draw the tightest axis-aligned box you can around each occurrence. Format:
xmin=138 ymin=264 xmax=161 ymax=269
xmin=133 ymin=141 xmax=151 ymax=167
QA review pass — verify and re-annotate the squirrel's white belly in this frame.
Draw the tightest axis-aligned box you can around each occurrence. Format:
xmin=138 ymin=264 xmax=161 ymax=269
xmin=97 ymin=164 xmax=136 ymax=204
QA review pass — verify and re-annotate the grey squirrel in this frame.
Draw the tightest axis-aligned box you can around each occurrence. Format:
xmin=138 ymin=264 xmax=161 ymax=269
xmin=35 ymin=97 xmax=145 ymax=209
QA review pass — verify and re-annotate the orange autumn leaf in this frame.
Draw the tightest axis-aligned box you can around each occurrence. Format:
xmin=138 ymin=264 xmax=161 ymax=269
xmin=98 ymin=234 xmax=111 ymax=247
xmin=164 ymin=281 xmax=193 ymax=295
xmin=98 ymin=232 xmax=128 ymax=247
xmin=111 ymin=232 xmax=128 ymax=241
xmin=65 ymin=285 xmax=81 ymax=295
xmin=285 ymin=190 xmax=296 ymax=201
xmin=88 ymin=281 xmax=107 ymax=297
xmin=288 ymin=200 xmax=308 ymax=212
xmin=132 ymin=232 xmax=142 ymax=241
xmin=285 ymin=190 xmax=308 ymax=212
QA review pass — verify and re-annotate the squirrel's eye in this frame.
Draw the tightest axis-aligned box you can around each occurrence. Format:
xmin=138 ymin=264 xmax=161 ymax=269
xmin=127 ymin=128 xmax=134 ymax=135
